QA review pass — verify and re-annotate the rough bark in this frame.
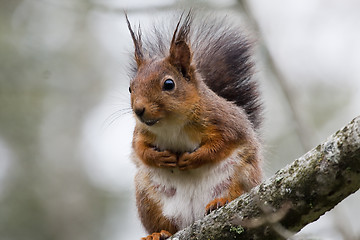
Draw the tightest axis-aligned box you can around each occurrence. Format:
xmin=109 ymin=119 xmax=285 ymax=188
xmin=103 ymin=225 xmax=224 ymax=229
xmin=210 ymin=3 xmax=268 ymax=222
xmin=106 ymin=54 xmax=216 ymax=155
xmin=169 ymin=115 xmax=360 ymax=240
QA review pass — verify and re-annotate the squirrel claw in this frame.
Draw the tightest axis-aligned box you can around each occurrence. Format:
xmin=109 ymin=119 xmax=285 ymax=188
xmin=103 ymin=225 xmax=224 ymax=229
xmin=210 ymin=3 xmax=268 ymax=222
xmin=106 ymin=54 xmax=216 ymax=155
xmin=141 ymin=230 xmax=172 ymax=240
xmin=205 ymin=197 xmax=230 ymax=215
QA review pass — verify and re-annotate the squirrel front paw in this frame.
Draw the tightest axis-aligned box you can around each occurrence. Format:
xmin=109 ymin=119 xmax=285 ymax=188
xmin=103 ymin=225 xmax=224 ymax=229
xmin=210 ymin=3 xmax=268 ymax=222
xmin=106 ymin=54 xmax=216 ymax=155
xmin=177 ymin=151 xmax=201 ymax=170
xmin=141 ymin=230 xmax=172 ymax=240
xmin=205 ymin=197 xmax=230 ymax=215
xmin=144 ymin=147 xmax=177 ymax=168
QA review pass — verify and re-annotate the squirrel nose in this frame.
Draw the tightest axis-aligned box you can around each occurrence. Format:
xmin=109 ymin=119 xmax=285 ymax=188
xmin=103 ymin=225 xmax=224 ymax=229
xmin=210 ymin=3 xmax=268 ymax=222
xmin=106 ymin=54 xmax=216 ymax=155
xmin=134 ymin=107 xmax=145 ymax=118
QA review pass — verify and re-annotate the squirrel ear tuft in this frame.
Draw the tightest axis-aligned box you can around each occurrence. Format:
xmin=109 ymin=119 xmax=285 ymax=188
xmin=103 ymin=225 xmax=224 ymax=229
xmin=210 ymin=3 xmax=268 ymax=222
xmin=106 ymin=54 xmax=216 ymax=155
xmin=168 ymin=11 xmax=192 ymax=78
xmin=125 ymin=13 xmax=144 ymax=67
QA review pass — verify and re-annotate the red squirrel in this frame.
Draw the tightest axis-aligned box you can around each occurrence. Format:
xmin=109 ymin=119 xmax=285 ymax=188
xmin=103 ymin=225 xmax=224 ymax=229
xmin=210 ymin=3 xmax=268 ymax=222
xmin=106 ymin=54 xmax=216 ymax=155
xmin=126 ymin=11 xmax=263 ymax=240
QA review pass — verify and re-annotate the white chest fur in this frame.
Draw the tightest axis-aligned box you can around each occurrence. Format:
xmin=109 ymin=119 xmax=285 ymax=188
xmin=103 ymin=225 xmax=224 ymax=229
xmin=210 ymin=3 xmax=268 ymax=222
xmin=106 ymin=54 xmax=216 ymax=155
xmin=140 ymin=123 xmax=236 ymax=229
xmin=145 ymin=152 xmax=236 ymax=229
xmin=149 ymin=121 xmax=200 ymax=153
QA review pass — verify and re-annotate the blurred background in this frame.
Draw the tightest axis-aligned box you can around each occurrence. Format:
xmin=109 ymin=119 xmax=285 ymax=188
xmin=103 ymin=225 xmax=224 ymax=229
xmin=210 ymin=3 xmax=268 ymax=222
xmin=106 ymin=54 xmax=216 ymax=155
xmin=0 ymin=0 xmax=359 ymax=239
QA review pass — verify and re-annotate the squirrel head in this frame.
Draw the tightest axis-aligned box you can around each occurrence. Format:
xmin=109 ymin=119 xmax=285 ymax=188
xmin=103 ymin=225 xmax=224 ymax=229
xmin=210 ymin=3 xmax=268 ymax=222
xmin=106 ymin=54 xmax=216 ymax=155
xmin=126 ymin=12 xmax=200 ymax=128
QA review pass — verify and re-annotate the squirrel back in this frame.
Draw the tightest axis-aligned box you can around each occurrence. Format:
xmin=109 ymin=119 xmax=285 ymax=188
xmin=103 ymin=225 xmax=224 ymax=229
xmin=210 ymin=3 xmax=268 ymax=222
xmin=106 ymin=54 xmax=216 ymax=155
xmin=128 ymin=12 xmax=262 ymax=130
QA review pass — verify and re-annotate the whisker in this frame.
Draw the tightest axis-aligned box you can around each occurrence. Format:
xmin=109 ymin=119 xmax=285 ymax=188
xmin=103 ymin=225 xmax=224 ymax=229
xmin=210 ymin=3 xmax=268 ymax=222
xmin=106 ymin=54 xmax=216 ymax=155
xmin=103 ymin=108 xmax=133 ymax=130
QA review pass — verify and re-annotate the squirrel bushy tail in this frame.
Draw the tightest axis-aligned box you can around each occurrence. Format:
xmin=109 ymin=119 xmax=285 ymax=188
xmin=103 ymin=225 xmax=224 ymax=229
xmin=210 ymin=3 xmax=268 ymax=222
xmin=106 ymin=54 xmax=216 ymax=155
xmin=128 ymin=11 xmax=262 ymax=129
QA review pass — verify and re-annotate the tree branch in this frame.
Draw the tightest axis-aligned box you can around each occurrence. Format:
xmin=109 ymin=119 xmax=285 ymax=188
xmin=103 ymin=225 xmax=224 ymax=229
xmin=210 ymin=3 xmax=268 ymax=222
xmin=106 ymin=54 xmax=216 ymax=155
xmin=169 ymin=115 xmax=360 ymax=240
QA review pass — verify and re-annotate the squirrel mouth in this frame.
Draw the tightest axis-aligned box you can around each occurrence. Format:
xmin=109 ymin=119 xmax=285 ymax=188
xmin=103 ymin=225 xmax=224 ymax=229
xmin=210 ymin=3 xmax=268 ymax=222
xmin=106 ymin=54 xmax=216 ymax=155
xmin=141 ymin=118 xmax=160 ymax=126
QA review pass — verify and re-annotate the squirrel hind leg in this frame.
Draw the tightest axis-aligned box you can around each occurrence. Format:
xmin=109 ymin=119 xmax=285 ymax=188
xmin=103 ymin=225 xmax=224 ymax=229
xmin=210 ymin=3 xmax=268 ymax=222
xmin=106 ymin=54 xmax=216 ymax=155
xmin=205 ymin=197 xmax=231 ymax=215
xmin=141 ymin=230 xmax=172 ymax=240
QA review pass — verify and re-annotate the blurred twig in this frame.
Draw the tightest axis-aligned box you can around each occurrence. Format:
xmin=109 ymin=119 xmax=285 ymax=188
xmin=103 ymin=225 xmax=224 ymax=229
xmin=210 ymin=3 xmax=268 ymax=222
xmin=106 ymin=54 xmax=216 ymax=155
xmin=237 ymin=0 xmax=316 ymax=152
xmin=232 ymin=197 xmax=295 ymax=239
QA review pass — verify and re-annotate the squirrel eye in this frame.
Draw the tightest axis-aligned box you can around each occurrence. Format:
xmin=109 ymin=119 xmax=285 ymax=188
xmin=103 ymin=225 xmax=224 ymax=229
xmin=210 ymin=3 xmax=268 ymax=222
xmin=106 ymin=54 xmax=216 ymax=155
xmin=128 ymin=86 xmax=132 ymax=93
xmin=163 ymin=79 xmax=175 ymax=91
